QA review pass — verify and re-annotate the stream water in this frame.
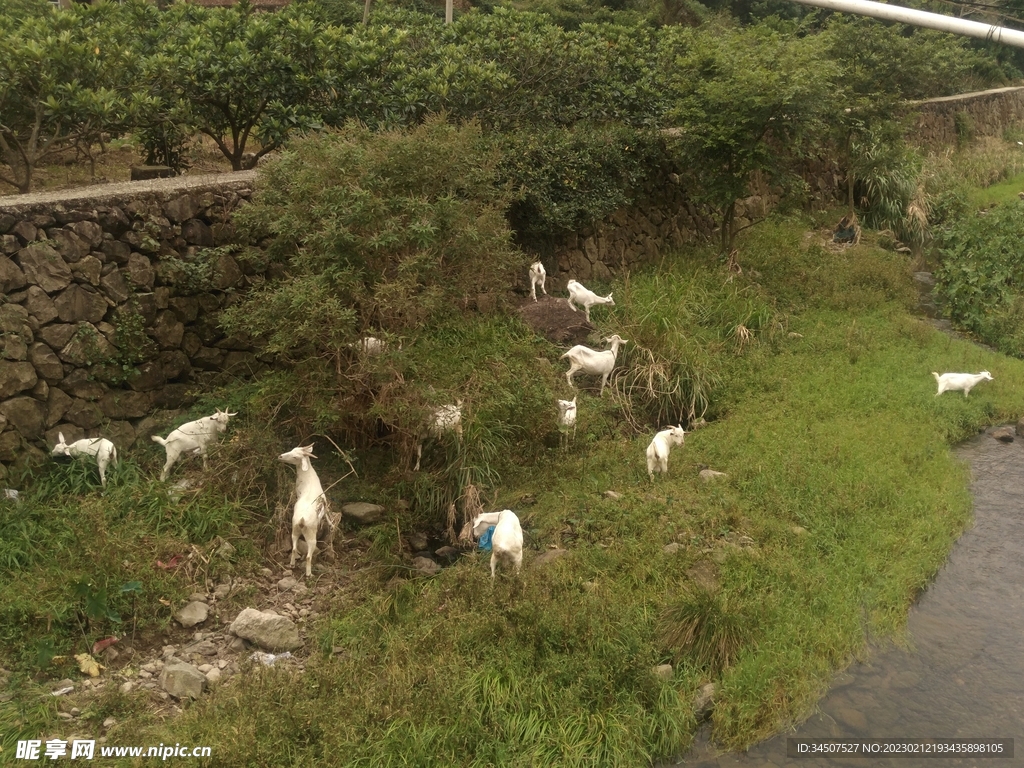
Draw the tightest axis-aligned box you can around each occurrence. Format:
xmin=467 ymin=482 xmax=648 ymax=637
xmin=677 ymin=431 xmax=1024 ymax=767
xmin=675 ymin=271 xmax=1023 ymax=766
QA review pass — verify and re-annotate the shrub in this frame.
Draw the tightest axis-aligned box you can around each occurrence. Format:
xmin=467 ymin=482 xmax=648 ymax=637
xmin=935 ymin=200 xmax=1024 ymax=352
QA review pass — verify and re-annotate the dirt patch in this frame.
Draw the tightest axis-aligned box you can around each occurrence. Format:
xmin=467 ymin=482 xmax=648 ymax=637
xmin=0 ymin=135 xmax=238 ymax=199
xmin=517 ymin=296 xmax=595 ymax=345
xmin=35 ymin=534 xmax=384 ymax=740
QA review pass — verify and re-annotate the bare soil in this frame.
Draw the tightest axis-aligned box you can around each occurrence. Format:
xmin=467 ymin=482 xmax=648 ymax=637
xmin=0 ymin=135 xmax=237 ymax=198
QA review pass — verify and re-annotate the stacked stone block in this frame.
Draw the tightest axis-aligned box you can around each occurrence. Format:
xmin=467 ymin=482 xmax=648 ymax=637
xmin=0 ymin=174 xmax=257 ymax=481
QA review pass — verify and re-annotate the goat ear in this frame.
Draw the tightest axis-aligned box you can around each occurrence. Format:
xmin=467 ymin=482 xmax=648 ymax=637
xmin=58 ymin=432 xmax=65 ymax=443
xmin=301 ymin=456 xmax=310 ymax=472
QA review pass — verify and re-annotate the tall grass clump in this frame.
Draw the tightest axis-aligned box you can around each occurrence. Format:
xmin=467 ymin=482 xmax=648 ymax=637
xmin=604 ymin=264 xmax=782 ymax=429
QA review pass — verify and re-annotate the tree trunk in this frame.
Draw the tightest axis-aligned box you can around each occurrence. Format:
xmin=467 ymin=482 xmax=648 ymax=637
xmin=363 ymin=0 xmax=371 ymax=24
xmin=720 ymin=200 xmax=736 ymax=254
xmin=446 ymin=0 xmax=453 ymax=24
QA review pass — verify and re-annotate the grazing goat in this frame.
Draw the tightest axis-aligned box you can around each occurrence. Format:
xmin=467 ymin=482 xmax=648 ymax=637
xmin=646 ymin=425 xmax=686 ymax=479
xmin=529 ymin=261 xmax=547 ymax=301
xmin=414 ymin=401 xmax=463 ymax=471
xmin=561 ymin=334 xmax=628 ymax=396
xmin=51 ymin=433 xmax=118 ymax=487
xmin=933 ymin=371 xmax=993 ymax=397
xmin=354 ymin=336 xmax=387 ymax=356
xmin=473 ymin=509 xmax=523 ymax=579
xmin=151 ymin=408 xmax=237 ymax=481
xmin=566 ymin=279 xmax=614 ymax=322
xmin=278 ymin=445 xmax=334 ymax=577
xmin=557 ymin=397 xmax=577 ymax=446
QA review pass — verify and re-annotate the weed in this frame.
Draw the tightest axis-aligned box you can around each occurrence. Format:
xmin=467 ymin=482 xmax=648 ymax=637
xmin=660 ymin=588 xmax=750 ymax=673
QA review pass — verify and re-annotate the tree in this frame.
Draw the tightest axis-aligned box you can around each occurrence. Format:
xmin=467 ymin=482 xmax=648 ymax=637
xmin=660 ymin=21 xmax=838 ymax=253
xmin=149 ymin=1 xmax=328 ymax=171
xmin=0 ymin=4 xmax=133 ymax=192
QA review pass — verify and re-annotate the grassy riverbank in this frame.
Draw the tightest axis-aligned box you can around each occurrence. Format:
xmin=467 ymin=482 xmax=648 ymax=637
xmin=4 ymin=213 xmax=1024 ymax=764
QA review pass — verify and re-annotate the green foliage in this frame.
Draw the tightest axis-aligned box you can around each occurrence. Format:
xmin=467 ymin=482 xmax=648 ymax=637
xmin=850 ymin=127 xmax=928 ymax=247
xmin=0 ymin=456 xmax=253 ymax=666
xmin=660 ymin=588 xmax=751 ymax=673
xmin=661 ymin=20 xmax=839 ymax=252
xmin=499 ymin=124 xmax=663 ymax=235
xmin=0 ymin=2 xmax=135 ymax=191
xmin=935 ymin=200 xmax=1024 ymax=355
xmin=147 ymin=0 xmax=328 ymax=170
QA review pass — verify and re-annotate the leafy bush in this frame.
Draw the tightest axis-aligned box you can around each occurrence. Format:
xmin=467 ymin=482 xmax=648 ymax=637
xmin=935 ymin=200 xmax=1024 ymax=353
xmin=499 ymin=124 xmax=664 ymax=236
xmin=221 ymin=117 xmax=554 ymax=521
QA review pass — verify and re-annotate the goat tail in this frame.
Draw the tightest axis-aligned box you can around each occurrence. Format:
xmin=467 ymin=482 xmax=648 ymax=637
xmin=150 ymin=435 xmax=167 ymax=446
xmin=931 ymin=372 xmax=940 ymax=382
xmin=559 ymin=350 xmax=570 ymax=359
xmin=111 ymin=445 xmax=119 ymax=467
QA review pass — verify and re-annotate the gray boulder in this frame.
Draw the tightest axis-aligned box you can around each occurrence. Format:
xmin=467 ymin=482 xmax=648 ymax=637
xmin=228 ymin=608 xmax=301 ymax=651
xmin=0 ymin=361 xmax=37 ymax=399
xmin=991 ymin=426 xmax=1014 ymax=443
xmin=175 ymin=601 xmax=209 ymax=629
xmin=17 ymin=243 xmax=72 ymax=293
xmin=342 ymin=502 xmax=384 ymax=525
xmin=159 ymin=662 xmax=206 ymax=699
xmin=412 ymin=556 xmax=441 ymax=577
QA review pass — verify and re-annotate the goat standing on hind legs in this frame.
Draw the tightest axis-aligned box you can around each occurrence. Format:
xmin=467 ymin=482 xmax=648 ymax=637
xmin=278 ymin=445 xmax=336 ymax=578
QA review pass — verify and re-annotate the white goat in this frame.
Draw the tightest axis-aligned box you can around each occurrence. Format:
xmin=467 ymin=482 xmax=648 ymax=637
xmin=646 ymin=425 xmax=686 ymax=479
xmin=151 ymin=408 xmax=237 ymax=481
xmin=529 ymin=261 xmax=547 ymax=301
xmin=566 ymin=279 xmax=614 ymax=322
xmin=51 ymin=433 xmax=118 ymax=487
xmin=355 ymin=336 xmax=387 ymax=356
xmin=473 ymin=509 xmax=523 ymax=579
xmin=557 ymin=397 xmax=577 ymax=446
xmin=933 ymin=371 xmax=993 ymax=397
xmin=561 ymin=334 xmax=628 ymax=396
xmin=414 ymin=401 xmax=464 ymax=471
xmin=278 ymin=445 xmax=334 ymax=577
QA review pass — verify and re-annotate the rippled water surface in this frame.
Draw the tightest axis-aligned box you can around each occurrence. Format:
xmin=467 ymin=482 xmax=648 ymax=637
xmin=678 ymin=431 xmax=1024 ymax=767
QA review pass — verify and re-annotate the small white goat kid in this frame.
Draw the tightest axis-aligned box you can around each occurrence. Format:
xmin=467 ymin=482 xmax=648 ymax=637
xmin=278 ymin=445 xmax=333 ymax=577
xmin=51 ymin=433 xmax=118 ymax=487
xmin=414 ymin=401 xmax=464 ymax=471
xmin=566 ymin=279 xmax=614 ymax=322
xmin=557 ymin=397 xmax=577 ymax=446
xmin=646 ymin=425 xmax=686 ymax=479
xmin=529 ymin=261 xmax=547 ymax=301
xmin=151 ymin=408 xmax=237 ymax=481
xmin=355 ymin=336 xmax=387 ymax=356
xmin=473 ymin=509 xmax=523 ymax=579
xmin=561 ymin=334 xmax=628 ymax=396
xmin=932 ymin=370 xmax=993 ymax=397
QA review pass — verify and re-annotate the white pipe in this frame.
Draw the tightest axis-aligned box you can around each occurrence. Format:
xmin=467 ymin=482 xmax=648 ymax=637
xmin=789 ymin=0 xmax=1024 ymax=49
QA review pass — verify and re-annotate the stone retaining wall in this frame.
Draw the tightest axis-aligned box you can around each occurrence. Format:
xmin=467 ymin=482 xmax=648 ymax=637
xmin=0 ymin=173 xmax=258 ymax=480
xmin=0 ymin=100 xmax=958 ymax=479
xmin=909 ymin=86 xmax=1024 ymax=147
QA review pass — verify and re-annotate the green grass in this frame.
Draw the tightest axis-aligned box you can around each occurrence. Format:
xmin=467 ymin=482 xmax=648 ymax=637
xmin=966 ymin=169 xmax=1024 ymax=209
xmin=5 ymin=213 xmax=1024 ymax=764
